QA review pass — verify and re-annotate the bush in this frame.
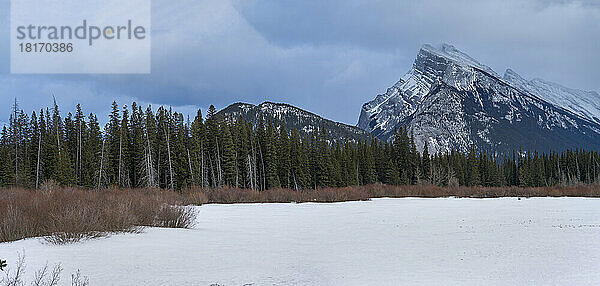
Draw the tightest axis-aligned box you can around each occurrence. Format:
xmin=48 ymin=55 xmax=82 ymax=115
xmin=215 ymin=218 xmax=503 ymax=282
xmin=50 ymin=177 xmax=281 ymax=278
xmin=0 ymin=187 xmax=202 ymax=244
xmin=154 ymin=205 xmax=196 ymax=228
xmin=192 ymin=183 xmax=600 ymax=204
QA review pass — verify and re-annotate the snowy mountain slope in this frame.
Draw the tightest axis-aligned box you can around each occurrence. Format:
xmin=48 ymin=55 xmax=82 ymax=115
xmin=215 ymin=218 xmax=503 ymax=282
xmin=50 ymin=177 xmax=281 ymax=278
xmin=358 ymin=44 xmax=600 ymax=154
xmin=503 ymin=69 xmax=600 ymax=125
xmin=218 ymin=101 xmax=371 ymax=142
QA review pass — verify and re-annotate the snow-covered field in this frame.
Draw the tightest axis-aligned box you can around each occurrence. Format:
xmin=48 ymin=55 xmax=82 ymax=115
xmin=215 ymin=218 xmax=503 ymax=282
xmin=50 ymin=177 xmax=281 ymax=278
xmin=3 ymin=197 xmax=600 ymax=285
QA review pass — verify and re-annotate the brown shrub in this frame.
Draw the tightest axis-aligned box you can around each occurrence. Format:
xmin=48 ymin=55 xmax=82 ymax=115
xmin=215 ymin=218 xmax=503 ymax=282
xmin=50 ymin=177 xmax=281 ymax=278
xmin=0 ymin=187 xmax=203 ymax=244
xmin=191 ymin=183 xmax=600 ymax=205
xmin=154 ymin=205 xmax=197 ymax=228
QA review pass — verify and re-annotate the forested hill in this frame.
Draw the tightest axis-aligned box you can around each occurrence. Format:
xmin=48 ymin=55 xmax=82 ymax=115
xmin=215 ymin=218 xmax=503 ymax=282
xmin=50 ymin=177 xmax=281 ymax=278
xmin=0 ymin=100 xmax=599 ymax=191
xmin=217 ymin=102 xmax=371 ymax=143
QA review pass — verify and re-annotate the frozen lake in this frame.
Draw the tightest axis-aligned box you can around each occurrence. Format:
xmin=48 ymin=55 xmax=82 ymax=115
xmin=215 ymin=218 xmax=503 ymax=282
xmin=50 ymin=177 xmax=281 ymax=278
xmin=3 ymin=197 xmax=600 ymax=285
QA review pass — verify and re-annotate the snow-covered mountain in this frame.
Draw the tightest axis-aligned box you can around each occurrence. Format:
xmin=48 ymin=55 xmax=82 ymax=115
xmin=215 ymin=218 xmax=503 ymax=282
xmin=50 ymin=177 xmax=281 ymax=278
xmin=503 ymin=69 xmax=600 ymax=125
xmin=218 ymin=102 xmax=371 ymax=142
xmin=358 ymin=43 xmax=600 ymax=154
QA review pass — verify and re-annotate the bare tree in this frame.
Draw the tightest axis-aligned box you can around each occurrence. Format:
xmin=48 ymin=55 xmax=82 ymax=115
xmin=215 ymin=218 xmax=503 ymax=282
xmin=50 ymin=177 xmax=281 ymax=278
xmin=208 ymin=152 xmax=216 ymax=188
xmin=77 ymin=115 xmax=82 ymax=183
xmin=118 ymin=130 xmax=123 ymax=187
xmin=97 ymin=137 xmax=106 ymax=189
xmin=187 ymin=148 xmax=194 ymax=184
xmin=201 ymin=140 xmax=205 ymax=188
xmin=12 ymin=98 xmax=19 ymax=185
xmin=292 ymin=168 xmax=299 ymax=191
xmin=163 ymin=125 xmax=174 ymax=190
xmin=356 ymin=163 xmax=360 ymax=186
xmin=142 ymin=128 xmax=157 ymax=188
xmin=31 ymin=263 xmax=63 ymax=286
xmin=235 ymin=151 xmax=239 ymax=188
xmin=247 ymin=154 xmax=254 ymax=190
xmin=36 ymin=128 xmax=42 ymax=189
xmin=215 ymin=138 xmax=222 ymax=186
xmin=2 ymin=252 xmax=24 ymax=286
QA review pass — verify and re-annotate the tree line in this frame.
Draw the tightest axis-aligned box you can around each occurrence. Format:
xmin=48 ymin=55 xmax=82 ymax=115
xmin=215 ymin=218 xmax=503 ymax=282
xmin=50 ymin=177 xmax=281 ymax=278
xmin=0 ymin=100 xmax=599 ymax=190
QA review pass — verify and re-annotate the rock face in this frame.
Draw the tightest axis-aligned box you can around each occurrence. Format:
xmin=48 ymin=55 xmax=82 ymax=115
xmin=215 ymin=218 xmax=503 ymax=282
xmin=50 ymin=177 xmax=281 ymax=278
xmin=358 ymin=44 xmax=600 ymax=154
xmin=218 ymin=101 xmax=371 ymax=142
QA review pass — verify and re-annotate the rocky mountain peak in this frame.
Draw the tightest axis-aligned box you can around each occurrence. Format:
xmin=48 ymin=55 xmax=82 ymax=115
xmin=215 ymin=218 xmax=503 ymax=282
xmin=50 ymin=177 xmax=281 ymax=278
xmin=359 ymin=44 xmax=600 ymax=154
xmin=418 ymin=43 xmax=498 ymax=77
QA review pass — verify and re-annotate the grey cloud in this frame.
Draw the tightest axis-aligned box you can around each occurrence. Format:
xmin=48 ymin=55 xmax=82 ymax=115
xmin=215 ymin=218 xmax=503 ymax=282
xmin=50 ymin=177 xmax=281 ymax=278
xmin=235 ymin=0 xmax=600 ymax=90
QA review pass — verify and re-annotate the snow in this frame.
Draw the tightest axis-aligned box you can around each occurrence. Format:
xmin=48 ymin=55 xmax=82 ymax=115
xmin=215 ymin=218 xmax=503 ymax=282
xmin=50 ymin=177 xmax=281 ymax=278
xmin=3 ymin=198 xmax=600 ymax=285
xmin=421 ymin=43 xmax=499 ymax=78
xmin=503 ymin=69 xmax=600 ymax=125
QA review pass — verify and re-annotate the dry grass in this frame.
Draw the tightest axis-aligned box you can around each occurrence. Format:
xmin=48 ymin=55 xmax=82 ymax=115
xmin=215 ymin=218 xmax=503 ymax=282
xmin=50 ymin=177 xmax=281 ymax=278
xmin=0 ymin=186 xmax=205 ymax=244
xmin=196 ymin=183 xmax=600 ymax=204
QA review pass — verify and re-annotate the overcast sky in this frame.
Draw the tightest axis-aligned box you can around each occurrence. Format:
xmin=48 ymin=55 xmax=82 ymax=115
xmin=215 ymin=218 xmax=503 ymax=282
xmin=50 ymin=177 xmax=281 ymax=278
xmin=1 ymin=0 xmax=599 ymax=126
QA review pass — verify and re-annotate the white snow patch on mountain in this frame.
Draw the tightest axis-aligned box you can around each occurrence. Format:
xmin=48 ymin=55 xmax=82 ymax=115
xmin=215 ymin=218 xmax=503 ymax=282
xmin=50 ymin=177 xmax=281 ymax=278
xmin=504 ymin=69 xmax=600 ymax=124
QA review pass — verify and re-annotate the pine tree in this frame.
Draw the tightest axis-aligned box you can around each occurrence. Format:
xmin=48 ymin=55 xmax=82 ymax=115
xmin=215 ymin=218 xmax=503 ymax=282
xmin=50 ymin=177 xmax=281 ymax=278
xmin=289 ymin=127 xmax=309 ymax=190
xmin=84 ymin=114 xmax=102 ymax=188
xmin=276 ymin=124 xmax=291 ymax=188
xmin=0 ymin=127 xmax=15 ymax=187
xmin=118 ymin=105 xmax=132 ymax=187
xmin=129 ymin=103 xmax=145 ymax=187
xmin=106 ymin=101 xmax=121 ymax=186
xmin=2 ymin=100 xmax=599 ymax=191
xmin=313 ymin=124 xmax=331 ymax=187
xmin=191 ymin=109 xmax=205 ymax=187
xmin=141 ymin=106 xmax=158 ymax=188
xmin=264 ymin=120 xmax=280 ymax=189
xmin=359 ymin=140 xmax=376 ymax=185
xmin=205 ymin=105 xmax=220 ymax=187
xmin=73 ymin=104 xmax=87 ymax=186
xmin=467 ymin=145 xmax=479 ymax=186
xmin=51 ymin=100 xmax=74 ymax=186
xmin=30 ymin=111 xmax=41 ymax=188
xmin=220 ymin=122 xmax=236 ymax=186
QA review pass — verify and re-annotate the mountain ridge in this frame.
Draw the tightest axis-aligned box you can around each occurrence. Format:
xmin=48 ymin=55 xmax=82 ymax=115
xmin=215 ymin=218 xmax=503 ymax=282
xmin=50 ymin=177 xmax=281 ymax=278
xmin=502 ymin=68 xmax=600 ymax=125
xmin=217 ymin=101 xmax=371 ymax=142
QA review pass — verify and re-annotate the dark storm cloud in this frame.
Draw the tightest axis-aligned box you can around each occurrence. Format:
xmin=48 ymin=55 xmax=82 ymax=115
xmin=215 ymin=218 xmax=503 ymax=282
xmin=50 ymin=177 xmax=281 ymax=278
xmin=0 ymin=0 xmax=598 ymax=126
